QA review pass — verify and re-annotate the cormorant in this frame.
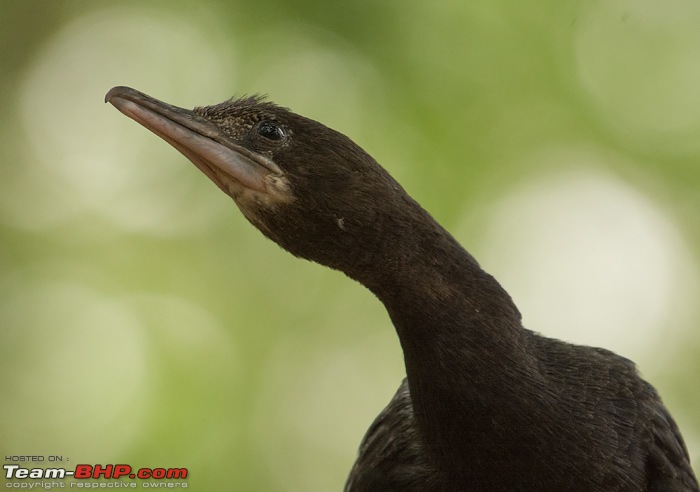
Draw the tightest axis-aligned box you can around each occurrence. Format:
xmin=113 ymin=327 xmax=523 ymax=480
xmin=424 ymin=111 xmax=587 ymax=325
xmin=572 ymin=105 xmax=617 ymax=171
xmin=106 ymin=86 xmax=698 ymax=491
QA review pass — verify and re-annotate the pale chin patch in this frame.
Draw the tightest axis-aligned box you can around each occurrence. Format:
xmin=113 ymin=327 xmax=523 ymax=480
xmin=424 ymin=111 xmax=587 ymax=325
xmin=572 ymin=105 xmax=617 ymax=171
xmin=227 ymin=173 xmax=295 ymax=222
xmin=264 ymin=174 xmax=294 ymax=202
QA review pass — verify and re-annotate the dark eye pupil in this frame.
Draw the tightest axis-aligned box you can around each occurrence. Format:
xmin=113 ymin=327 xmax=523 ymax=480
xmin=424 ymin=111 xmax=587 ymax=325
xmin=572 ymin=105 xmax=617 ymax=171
xmin=259 ymin=121 xmax=283 ymax=140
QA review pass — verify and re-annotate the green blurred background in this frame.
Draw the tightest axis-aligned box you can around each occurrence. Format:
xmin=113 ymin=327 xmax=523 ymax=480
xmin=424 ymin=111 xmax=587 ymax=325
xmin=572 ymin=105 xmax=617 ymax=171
xmin=1 ymin=0 xmax=699 ymax=489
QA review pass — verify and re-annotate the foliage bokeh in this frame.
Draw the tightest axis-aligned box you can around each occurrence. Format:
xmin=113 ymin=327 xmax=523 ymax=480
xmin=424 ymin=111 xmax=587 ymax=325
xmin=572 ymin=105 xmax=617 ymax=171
xmin=1 ymin=1 xmax=699 ymax=489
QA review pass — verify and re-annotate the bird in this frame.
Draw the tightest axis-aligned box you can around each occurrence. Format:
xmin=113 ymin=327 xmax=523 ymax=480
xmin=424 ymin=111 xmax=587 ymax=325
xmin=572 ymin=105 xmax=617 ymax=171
xmin=105 ymin=86 xmax=698 ymax=491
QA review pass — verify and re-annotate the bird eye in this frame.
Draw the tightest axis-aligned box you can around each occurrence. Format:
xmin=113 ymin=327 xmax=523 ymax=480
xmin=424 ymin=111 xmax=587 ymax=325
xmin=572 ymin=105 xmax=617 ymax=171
xmin=257 ymin=121 xmax=284 ymax=141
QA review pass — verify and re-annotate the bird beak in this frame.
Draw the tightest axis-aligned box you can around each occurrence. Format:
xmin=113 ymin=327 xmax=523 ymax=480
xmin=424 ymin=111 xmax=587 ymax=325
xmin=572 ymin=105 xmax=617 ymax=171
xmin=105 ymin=86 xmax=282 ymax=194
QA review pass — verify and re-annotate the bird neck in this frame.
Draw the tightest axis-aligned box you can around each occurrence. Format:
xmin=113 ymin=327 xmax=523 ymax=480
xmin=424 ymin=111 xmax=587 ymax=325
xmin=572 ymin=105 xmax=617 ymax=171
xmin=349 ymin=203 xmax=540 ymax=473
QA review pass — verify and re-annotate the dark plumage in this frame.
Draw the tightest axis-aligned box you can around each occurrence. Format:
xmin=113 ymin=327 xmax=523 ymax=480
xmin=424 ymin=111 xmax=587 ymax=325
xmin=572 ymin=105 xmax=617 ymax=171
xmin=106 ymin=86 xmax=698 ymax=491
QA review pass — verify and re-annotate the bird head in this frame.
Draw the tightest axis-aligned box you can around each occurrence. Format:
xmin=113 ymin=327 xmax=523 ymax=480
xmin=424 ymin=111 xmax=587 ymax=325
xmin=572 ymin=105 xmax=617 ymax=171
xmin=106 ymin=87 xmax=415 ymax=276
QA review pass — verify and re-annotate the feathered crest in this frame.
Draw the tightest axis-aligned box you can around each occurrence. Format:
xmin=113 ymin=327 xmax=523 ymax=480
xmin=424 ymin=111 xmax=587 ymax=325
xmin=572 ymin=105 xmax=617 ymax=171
xmin=194 ymin=93 xmax=288 ymax=117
